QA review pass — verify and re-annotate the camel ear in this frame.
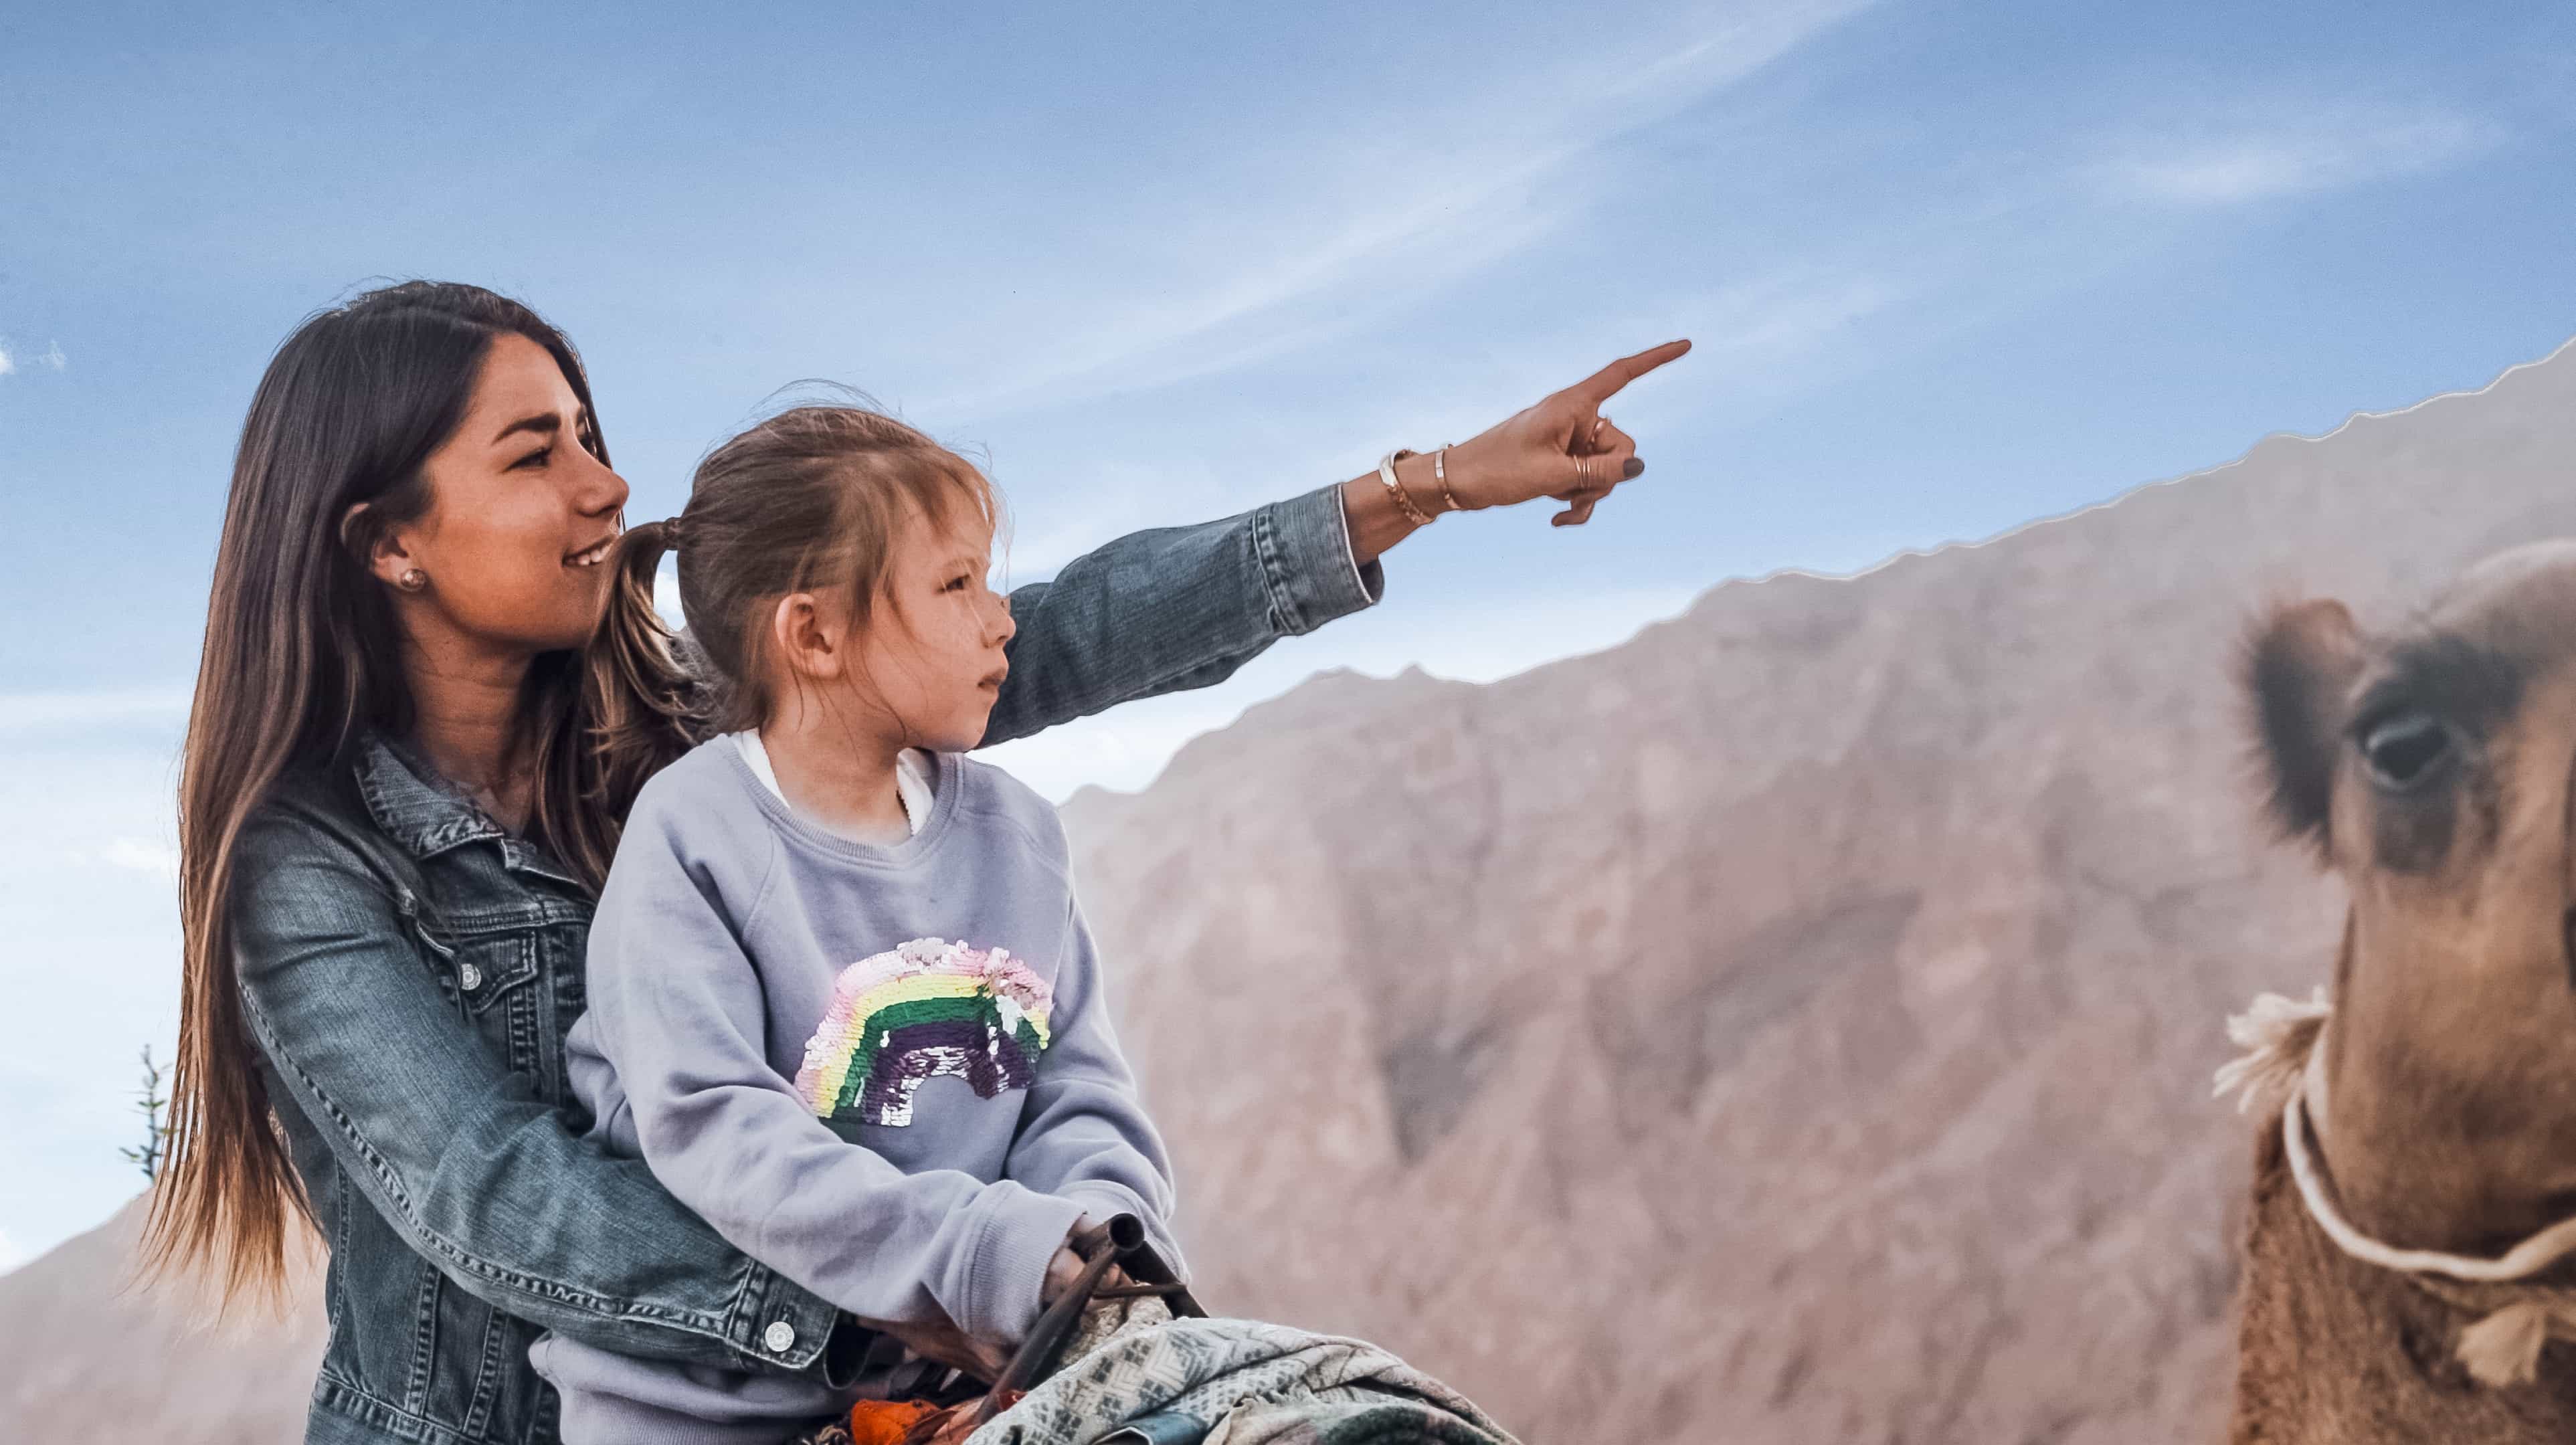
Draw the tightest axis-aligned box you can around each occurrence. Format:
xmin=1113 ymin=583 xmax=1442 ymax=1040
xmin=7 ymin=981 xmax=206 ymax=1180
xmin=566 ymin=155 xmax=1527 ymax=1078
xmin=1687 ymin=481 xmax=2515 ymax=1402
xmin=2241 ymin=597 xmax=2365 ymax=852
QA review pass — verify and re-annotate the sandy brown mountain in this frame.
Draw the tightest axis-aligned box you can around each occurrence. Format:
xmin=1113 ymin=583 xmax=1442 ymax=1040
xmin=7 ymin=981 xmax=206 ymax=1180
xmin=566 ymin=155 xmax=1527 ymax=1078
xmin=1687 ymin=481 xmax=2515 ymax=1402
xmin=7 ymin=339 xmax=2576 ymax=1442
xmin=0 ymin=1197 xmax=325 ymax=1442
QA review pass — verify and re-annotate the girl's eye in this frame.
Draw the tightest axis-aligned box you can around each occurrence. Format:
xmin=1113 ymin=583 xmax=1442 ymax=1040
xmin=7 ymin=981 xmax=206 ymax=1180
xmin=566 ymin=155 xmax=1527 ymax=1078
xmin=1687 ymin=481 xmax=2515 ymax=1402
xmin=944 ymin=575 xmax=972 ymax=593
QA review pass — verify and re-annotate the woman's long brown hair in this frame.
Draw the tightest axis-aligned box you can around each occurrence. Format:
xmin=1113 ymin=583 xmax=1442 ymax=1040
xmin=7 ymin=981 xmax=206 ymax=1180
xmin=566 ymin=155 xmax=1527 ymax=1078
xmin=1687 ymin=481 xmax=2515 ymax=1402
xmin=141 ymin=281 xmax=693 ymax=1312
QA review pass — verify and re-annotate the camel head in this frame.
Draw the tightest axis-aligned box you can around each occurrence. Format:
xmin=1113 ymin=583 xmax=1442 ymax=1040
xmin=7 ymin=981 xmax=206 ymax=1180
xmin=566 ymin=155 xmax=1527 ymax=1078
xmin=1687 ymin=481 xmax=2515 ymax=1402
xmin=2248 ymin=540 xmax=2576 ymax=1258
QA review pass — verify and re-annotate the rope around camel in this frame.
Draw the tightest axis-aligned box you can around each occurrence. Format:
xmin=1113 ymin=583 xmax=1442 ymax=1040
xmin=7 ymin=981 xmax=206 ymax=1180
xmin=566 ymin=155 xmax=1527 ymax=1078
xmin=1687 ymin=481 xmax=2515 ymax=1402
xmin=2216 ymin=988 xmax=2576 ymax=1387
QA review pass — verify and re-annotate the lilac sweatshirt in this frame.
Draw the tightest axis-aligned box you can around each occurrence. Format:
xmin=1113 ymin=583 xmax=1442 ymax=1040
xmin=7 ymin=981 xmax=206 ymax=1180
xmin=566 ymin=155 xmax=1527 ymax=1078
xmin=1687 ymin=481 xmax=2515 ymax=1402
xmin=528 ymin=737 xmax=1182 ymax=1444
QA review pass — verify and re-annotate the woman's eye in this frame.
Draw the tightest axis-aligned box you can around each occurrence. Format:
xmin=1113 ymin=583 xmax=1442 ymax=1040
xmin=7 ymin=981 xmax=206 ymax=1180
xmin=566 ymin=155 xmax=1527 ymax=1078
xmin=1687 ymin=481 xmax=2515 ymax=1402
xmin=2361 ymin=712 xmax=2455 ymax=790
xmin=513 ymin=446 xmax=551 ymax=470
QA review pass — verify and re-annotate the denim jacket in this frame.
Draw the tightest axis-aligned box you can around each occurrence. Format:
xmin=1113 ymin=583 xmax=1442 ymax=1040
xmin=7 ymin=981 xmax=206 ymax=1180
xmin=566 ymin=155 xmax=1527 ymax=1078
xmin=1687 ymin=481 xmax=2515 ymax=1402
xmin=227 ymin=483 xmax=1379 ymax=1445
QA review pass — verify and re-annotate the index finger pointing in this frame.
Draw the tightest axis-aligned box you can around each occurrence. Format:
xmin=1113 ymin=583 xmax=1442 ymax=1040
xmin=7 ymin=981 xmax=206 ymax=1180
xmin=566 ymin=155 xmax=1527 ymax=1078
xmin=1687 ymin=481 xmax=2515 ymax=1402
xmin=1571 ymin=339 xmax=1692 ymax=405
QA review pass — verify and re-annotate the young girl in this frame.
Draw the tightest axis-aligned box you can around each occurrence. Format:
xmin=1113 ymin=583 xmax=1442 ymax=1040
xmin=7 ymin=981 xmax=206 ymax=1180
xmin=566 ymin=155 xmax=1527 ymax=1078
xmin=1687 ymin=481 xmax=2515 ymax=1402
xmin=527 ymin=405 xmax=1185 ymax=1444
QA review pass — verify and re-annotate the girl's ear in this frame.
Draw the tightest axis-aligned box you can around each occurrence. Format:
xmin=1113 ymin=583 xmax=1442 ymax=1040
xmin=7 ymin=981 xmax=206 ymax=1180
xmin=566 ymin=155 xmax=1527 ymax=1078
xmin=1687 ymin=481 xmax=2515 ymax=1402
xmin=341 ymin=500 xmax=420 ymax=589
xmin=769 ymin=592 xmax=847 ymax=683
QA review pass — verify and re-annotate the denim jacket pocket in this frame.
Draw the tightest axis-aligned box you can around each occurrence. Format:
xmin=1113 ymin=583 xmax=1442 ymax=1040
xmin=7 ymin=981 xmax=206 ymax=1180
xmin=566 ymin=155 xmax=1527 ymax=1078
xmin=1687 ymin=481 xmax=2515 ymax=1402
xmin=450 ymin=933 xmax=539 ymax=1018
xmin=397 ymin=902 xmax=539 ymax=1003
xmin=396 ymin=894 xmax=550 ymax=1080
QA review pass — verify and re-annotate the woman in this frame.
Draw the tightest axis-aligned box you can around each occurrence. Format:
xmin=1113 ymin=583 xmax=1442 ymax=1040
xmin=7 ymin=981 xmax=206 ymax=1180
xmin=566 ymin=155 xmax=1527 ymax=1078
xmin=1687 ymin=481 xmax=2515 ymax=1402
xmin=145 ymin=280 xmax=1683 ymax=1445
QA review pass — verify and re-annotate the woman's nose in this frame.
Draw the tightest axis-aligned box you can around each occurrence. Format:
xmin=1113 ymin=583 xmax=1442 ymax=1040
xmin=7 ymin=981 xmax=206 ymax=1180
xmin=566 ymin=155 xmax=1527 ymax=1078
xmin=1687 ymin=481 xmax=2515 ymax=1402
xmin=573 ymin=447 xmax=629 ymax=516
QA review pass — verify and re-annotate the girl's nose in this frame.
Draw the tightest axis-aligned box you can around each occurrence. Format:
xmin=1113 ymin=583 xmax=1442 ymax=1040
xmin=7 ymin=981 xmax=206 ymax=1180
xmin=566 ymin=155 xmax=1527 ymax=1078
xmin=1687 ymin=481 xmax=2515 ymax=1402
xmin=988 ymin=591 xmax=1016 ymax=647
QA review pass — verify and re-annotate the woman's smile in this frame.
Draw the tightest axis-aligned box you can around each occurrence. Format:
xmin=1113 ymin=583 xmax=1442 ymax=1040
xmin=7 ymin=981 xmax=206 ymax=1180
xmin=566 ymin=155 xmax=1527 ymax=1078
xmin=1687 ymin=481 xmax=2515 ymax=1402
xmin=564 ymin=533 xmax=619 ymax=569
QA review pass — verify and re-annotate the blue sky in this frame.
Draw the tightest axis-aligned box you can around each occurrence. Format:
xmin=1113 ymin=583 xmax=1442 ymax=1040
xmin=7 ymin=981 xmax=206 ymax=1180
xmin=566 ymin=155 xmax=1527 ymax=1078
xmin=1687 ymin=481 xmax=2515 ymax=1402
xmin=3 ymin=1 xmax=2573 ymax=1267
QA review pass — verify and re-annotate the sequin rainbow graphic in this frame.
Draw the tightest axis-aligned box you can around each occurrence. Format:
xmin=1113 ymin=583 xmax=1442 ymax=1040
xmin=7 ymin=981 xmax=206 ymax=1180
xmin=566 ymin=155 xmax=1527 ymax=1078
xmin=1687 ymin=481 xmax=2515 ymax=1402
xmin=794 ymin=937 xmax=1053 ymax=1128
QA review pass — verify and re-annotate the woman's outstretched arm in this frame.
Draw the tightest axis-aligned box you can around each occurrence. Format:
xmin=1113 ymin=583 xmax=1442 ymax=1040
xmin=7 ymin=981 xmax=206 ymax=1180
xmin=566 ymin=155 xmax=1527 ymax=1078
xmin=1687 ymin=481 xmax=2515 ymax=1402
xmin=978 ymin=339 xmax=1690 ymax=748
xmin=980 ymin=481 xmax=1376 ymax=748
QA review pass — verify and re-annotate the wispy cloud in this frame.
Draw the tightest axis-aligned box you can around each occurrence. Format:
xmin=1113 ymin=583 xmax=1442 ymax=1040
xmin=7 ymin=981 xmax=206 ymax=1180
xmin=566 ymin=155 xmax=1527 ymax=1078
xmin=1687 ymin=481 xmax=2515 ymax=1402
xmin=1 ymin=337 xmax=72 ymax=377
xmin=0 ymin=686 xmax=192 ymax=737
xmin=1684 ymin=268 xmax=1897 ymax=370
xmin=992 ymin=457 xmax=1200 ymax=579
xmin=917 ymin=0 xmax=1880 ymax=420
xmin=0 ymin=1226 xmax=23 ymax=1272
xmin=93 ymin=838 xmax=180 ymax=880
xmin=2096 ymin=105 xmax=2502 ymax=207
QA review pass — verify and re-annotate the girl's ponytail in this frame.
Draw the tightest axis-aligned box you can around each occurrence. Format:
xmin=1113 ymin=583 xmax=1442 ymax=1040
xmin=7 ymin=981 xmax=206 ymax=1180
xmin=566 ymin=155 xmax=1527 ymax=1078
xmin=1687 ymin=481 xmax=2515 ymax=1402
xmin=556 ymin=516 xmax=708 ymax=885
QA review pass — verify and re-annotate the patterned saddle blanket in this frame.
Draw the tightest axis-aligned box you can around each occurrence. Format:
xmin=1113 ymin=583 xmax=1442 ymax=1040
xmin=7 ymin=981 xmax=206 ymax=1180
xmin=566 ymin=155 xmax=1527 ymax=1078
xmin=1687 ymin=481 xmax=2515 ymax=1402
xmin=960 ymin=1315 xmax=1522 ymax=1445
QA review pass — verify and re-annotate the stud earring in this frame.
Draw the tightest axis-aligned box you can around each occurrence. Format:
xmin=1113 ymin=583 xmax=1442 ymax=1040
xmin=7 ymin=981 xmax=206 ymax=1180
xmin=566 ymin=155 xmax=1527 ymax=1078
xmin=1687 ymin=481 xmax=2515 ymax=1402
xmin=397 ymin=568 xmax=428 ymax=593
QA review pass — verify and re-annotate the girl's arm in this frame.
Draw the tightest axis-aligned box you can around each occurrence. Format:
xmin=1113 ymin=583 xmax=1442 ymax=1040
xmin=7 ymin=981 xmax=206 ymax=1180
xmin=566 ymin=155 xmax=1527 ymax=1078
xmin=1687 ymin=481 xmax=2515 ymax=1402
xmin=1001 ymin=896 xmax=1184 ymax=1278
xmin=583 ymin=799 xmax=1083 ymax=1349
xmin=227 ymin=803 xmax=844 ymax=1375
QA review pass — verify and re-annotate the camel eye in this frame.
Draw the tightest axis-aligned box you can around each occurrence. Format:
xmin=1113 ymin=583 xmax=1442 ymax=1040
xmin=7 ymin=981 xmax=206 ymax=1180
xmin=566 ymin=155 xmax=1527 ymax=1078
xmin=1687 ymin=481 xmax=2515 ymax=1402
xmin=2361 ymin=712 xmax=2455 ymax=790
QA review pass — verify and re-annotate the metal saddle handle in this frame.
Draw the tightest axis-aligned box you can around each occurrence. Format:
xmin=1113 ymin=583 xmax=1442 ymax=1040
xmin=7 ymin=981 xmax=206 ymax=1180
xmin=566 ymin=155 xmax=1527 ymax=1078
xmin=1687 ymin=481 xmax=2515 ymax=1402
xmin=919 ymin=1214 xmax=1204 ymax=1444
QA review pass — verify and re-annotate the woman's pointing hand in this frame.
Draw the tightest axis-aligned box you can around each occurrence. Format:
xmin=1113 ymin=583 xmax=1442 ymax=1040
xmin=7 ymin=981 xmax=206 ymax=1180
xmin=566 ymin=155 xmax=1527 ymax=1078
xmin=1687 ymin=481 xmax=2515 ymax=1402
xmin=1442 ymin=338 xmax=1690 ymax=521
xmin=1339 ymin=339 xmax=1691 ymax=564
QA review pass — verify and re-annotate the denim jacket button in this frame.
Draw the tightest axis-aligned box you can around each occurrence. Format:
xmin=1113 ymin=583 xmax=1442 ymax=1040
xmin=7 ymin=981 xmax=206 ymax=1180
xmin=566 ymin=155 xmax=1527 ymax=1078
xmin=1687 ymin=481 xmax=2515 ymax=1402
xmin=458 ymin=962 xmax=483 ymax=992
xmin=764 ymin=1321 xmax=798 ymax=1354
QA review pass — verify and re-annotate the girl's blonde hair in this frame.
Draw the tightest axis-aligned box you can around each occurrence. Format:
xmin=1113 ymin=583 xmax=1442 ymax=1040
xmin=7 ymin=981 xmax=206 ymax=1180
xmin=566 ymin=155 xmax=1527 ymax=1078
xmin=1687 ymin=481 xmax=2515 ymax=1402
xmin=583 ymin=404 xmax=999 ymax=849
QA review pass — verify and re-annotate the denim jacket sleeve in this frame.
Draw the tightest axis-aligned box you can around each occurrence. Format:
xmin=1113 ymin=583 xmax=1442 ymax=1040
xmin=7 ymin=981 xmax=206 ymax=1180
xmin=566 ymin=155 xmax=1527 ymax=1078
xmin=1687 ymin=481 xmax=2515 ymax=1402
xmin=228 ymin=801 xmax=844 ymax=1376
xmin=980 ymin=480 xmax=1382 ymax=748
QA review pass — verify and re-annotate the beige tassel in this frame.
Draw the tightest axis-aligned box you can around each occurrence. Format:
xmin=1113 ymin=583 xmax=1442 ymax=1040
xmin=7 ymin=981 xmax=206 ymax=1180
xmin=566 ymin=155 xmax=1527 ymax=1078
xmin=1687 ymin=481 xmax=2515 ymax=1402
xmin=2458 ymin=1303 xmax=2554 ymax=1387
xmin=2213 ymin=987 xmax=2331 ymax=1115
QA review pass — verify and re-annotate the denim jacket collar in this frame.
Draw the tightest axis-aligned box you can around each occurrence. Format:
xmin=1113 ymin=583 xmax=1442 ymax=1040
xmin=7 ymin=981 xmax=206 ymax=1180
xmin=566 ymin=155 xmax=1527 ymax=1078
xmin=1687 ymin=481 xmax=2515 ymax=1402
xmin=354 ymin=735 xmax=500 ymax=859
xmin=352 ymin=734 xmax=587 ymax=889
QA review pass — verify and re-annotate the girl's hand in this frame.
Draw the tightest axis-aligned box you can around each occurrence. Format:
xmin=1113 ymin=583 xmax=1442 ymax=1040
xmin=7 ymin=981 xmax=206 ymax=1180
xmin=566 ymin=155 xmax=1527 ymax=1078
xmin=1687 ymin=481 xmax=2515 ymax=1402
xmin=1041 ymin=1242 xmax=1088 ymax=1305
xmin=1040 ymin=1232 xmax=1135 ymax=1305
xmin=858 ymin=1219 xmax=1131 ymax=1384
xmin=848 ymin=1309 xmax=1012 ymax=1382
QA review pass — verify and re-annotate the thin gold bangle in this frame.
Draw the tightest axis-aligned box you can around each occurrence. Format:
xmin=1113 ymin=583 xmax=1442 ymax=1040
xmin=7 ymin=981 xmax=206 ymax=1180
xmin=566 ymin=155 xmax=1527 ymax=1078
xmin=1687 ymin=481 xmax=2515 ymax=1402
xmin=1378 ymin=449 xmax=1436 ymax=526
xmin=1433 ymin=445 xmax=1463 ymax=512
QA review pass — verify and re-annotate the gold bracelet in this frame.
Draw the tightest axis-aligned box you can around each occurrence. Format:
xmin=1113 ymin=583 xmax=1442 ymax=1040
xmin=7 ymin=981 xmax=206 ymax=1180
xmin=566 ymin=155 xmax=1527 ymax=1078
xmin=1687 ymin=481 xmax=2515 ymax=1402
xmin=1378 ymin=449 xmax=1436 ymax=526
xmin=1433 ymin=444 xmax=1463 ymax=512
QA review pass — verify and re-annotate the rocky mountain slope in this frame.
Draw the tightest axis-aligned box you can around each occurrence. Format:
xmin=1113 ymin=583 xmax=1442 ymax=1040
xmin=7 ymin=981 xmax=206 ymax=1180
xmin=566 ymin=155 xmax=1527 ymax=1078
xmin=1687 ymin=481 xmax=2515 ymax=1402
xmin=1058 ymin=341 xmax=2576 ymax=1443
xmin=8 ymin=339 xmax=2575 ymax=1442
